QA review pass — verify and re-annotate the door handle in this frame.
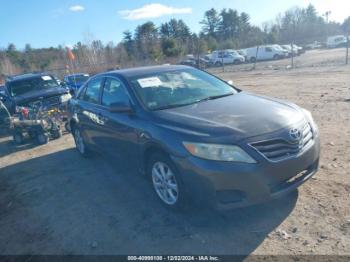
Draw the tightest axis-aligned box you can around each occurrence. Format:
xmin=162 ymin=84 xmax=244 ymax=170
xmin=97 ymin=113 xmax=107 ymax=125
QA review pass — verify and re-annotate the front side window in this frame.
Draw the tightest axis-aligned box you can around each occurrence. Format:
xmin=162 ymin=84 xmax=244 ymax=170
xmin=83 ymin=78 xmax=103 ymax=104
xmin=68 ymin=75 xmax=89 ymax=84
xmin=101 ymin=78 xmax=129 ymax=107
xmin=129 ymin=68 xmax=236 ymax=111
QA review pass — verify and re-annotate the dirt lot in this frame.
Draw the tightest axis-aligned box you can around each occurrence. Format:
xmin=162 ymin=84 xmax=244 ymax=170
xmin=0 ymin=48 xmax=349 ymax=256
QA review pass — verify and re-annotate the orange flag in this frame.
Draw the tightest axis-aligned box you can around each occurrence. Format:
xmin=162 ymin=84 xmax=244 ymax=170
xmin=66 ymin=47 xmax=75 ymax=61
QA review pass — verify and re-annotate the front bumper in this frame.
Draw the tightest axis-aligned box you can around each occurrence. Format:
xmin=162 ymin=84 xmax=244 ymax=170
xmin=172 ymin=135 xmax=320 ymax=209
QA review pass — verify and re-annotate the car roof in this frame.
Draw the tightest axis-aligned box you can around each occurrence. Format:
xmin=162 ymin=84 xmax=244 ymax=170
xmin=99 ymin=65 xmax=191 ymax=78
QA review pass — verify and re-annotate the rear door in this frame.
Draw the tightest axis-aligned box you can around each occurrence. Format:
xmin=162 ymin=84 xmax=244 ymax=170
xmin=95 ymin=76 xmax=140 ymax=160
xmin=75 ymin=77 xmax=105 ymax=149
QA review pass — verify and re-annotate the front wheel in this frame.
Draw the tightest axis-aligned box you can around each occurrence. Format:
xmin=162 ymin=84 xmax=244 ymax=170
xmin=273 ymin=54 xmax=280 ymax=60
xmin=148 ymin=154 xmax=186 ymax=209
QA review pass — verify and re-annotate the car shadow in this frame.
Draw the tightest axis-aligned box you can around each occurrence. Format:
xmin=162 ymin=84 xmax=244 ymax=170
xmin=0 ymin=148 xmax=298 ymax=255
xmin=0 ymin=135 xmax=40 ymax=158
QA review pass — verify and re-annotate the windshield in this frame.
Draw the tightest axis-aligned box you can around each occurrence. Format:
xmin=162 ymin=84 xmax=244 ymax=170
xmin=68 ymin=75 xmax=89 ymax=84
xmin=273 ymin=45 xmax=284 ymax=51
xmin=129 ymin=68 xmax=237 ymax=111
xmin=8 ymin=76 xmax=59 ymax=97
xmin=228 ymin=51 xmax=239 ymax=56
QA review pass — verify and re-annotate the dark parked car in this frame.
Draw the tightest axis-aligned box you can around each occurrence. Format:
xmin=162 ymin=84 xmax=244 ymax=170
xmin=64 ymin=73 xmax=90 ymax=93
xmin=68 ymin=65 xmax=320 ymax=210
xmin=0 ymin=73 xmax=71 ymax=115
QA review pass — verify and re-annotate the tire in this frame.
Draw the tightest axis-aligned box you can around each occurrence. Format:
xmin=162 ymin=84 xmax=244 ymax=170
xmin=250 ymin=57 xmax=256 ymax=63
xmin=52 ymin=129 xmax=62 ymax=140
xmin=234 ymin=59 xmax=241 ymax=65
xmin=273 ymin=54 xmax=280 ymax=60
xmin=147 ymin=153 xmax=187 ymax=210
xmin=37 ymin=133 xmax=49 ymax=145
xmin=73 ymin=127 xmax=90 ymax=157
xmin=13 ymin=132 xmax=24 ymax=145
xmin=65 ymin=122 xmax=71 ymax=133
xmin=215 ymin=61 xmax=222 ymax=67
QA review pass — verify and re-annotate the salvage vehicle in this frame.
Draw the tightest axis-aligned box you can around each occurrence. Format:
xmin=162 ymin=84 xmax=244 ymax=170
xmin=327 ymin=35 xmax=347 ymax=48
xmin=2 ymin=100 xmax=63 ymax=145
xmin=68 ymin=65 xmax=320 ymax=210
xmin=209 ymin=50 xmax=245 ymax=66
xmin=0 ymin=73 xmax=71 ymax=116
xmin=179 ymin=55 xmax=209 ymax=69
xmin=63 ymin=73 xmax=90 ymax=93
xmin=244 ymin=45 xmax=289 ymax=62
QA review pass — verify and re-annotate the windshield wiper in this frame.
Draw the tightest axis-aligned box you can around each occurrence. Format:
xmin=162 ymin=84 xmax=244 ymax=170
xmin=153 ymin=93 xmax=234 ymax=111
xmin=153 ymin=101 xmax=199 ymax=111
xmin=195 ymin=93 xmax=234 ymax=103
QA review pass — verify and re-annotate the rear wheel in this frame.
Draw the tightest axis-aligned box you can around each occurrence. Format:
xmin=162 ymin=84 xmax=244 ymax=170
xmin=65 ymin=122 xmax=71 ymax=133
xmin=37 ymin=133 xmax=49 ymax=145
xmin=73 ymin=127 xmax=90 ymax=157
xmin=13 ymin=132 xmax=24 ymax=145
xmin=215 ymin=61 xmax=223 ymax=67
xmin=234 ymin=59 xmax=241 ymax=65
xmin=250 ymin=57 xmax=256 ymax=63
xmin=147 ymin=153 xmax=186 ymax=210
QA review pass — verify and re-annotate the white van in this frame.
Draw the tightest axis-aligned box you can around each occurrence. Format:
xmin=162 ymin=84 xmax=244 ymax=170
xmin=327 ymin=35 xmax=347 ymax=48
xmin=209 ymin=50 xmax=245 ymax=66
xmin=244 ymin=45 xmax=288 ymax=62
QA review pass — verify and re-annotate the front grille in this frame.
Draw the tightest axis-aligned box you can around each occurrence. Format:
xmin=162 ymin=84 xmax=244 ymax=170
xmin=250 ymin=123 xmax=314 ymax=162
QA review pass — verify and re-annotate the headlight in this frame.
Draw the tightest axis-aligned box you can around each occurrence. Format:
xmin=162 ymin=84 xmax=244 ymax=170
xmin=183 ymin=142 xmax=256 ymax=163
xmin=60 ymin=93 xmax=72 ymax=103
xmin=302 ymin=109 xmax=318 ymax=134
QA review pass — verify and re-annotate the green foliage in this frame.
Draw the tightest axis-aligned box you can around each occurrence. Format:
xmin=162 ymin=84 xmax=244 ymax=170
xmin=161 ymin=38 xmax=182 ymax=57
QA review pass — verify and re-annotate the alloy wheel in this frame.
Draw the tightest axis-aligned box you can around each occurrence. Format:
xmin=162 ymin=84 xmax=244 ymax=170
xmin=151 ymin=161 xmax=179 ymax=205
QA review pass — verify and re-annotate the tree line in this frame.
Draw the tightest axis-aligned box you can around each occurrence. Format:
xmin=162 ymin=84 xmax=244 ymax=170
xmin=1 ymin=4 xmax=350 ymax=81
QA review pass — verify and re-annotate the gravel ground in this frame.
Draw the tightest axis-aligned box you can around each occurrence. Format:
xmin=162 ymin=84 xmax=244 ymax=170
xmin=0 ymin=49 xmax=349 ymax=256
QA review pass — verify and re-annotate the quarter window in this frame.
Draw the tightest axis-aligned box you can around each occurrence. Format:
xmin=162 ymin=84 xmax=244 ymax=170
xmin=102 ymin=78 xmax=129 ymax=107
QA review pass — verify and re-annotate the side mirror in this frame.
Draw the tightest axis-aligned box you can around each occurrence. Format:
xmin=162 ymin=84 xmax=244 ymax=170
xmin=109 ymin=102 xmax=133 ymax=113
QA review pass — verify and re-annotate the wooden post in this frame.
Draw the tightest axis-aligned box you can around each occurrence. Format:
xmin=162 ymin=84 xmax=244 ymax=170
xmin=253 ymin=46 xmax=259 ymax=70
xmin=291 ymin=43 xmax=294 ymax=69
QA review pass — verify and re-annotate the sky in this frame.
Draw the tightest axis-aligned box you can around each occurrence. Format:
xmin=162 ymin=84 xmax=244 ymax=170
xmin=0 ymin=0 xmax=349 ymax=49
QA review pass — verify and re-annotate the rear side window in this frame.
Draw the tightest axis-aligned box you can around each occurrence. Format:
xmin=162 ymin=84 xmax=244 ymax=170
xmin=101 ymin=78 xmax=129 ymax=107
xmin=83 ymin=78 xmax=103 ymax=104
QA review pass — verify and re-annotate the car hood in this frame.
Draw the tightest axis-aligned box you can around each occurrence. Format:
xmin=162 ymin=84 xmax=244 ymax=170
xmin=152 ymin=92 xmax=305 ymax=141
xmin=14 ymin=87 xmax=68 ymax=105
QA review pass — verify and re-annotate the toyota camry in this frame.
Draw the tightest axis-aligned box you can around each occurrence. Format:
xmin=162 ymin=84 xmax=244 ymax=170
xmin=68 ymin=65 xmax=320 ymax=210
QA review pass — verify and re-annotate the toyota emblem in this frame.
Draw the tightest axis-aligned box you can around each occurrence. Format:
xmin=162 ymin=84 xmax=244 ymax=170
xmin=290 ymin=128 xmax=302 ymax=141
